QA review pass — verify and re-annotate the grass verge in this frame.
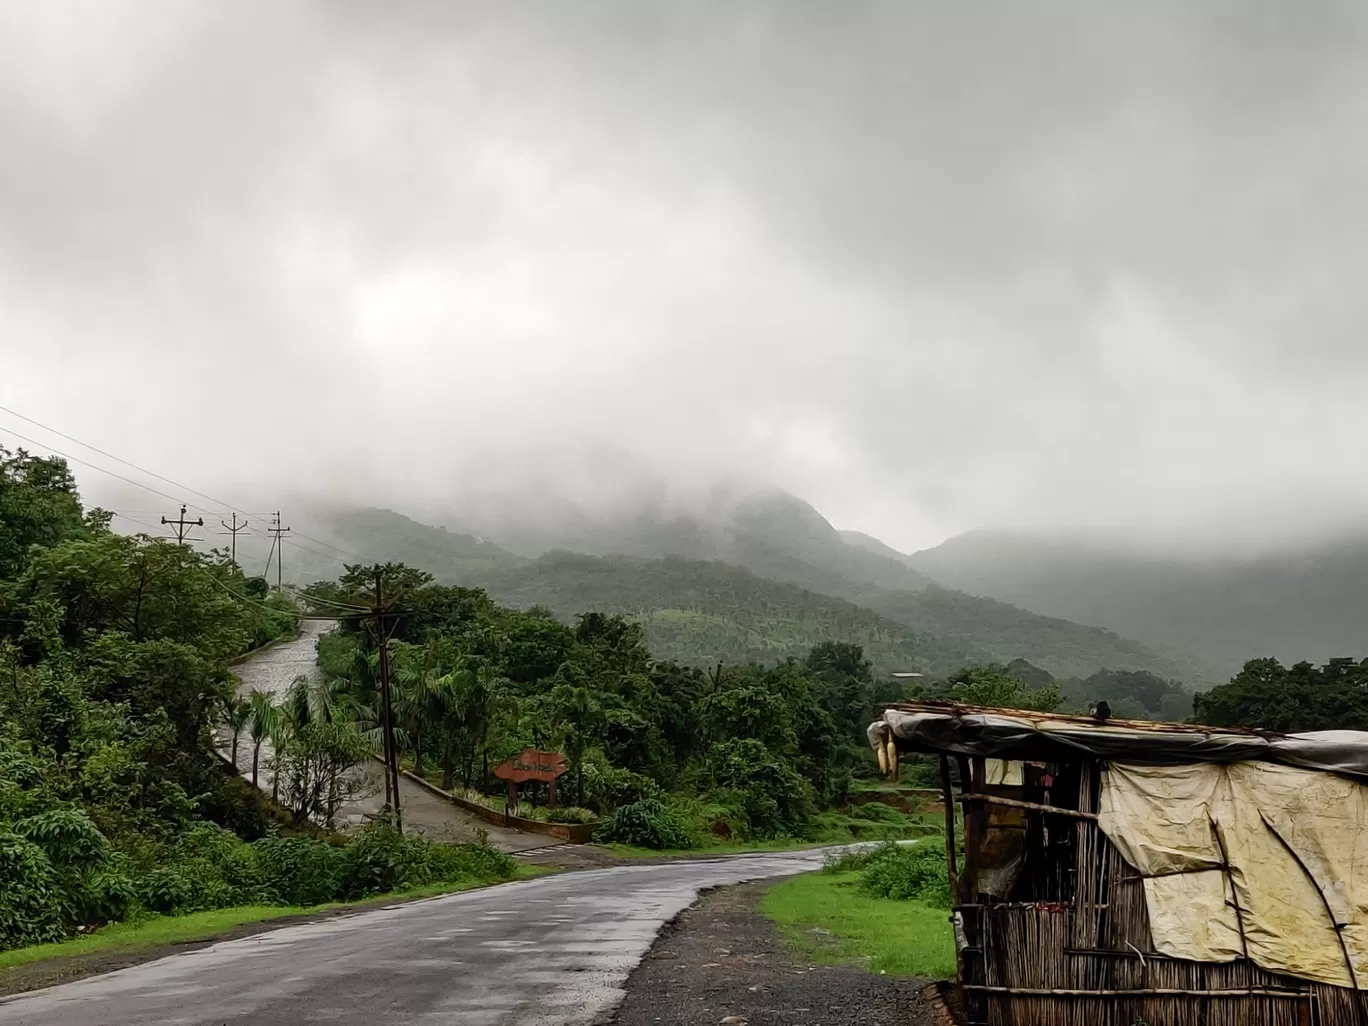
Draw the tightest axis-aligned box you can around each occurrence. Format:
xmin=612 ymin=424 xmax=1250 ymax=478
xmin=761 ymin=869 xmax=955 ymax=979
xmin=604 ymin=837 xmax=834 ymax=859
xmin=0 ymin=865 xmax=552 ymax=973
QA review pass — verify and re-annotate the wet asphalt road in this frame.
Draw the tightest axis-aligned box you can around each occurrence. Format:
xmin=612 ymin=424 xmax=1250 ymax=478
xmin=0 ymin=850 xmax=834 ymax=1026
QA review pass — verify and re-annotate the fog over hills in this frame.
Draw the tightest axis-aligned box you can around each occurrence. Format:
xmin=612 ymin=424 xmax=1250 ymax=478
xmin=195 ymin=483 xmax=1202 ymax=683
xmin=909 ymin=528 xmax=1368 ymax=675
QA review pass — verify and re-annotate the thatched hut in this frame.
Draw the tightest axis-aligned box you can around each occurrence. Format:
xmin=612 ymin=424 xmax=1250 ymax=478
xmin=868 ymin=699 xmax=1368 ymax=1026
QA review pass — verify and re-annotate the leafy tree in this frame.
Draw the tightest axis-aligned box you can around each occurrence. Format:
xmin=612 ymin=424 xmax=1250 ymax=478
xmin=1193 ymin=657 xmax=1368 ymax=732
xmin=0 ymin=448 xmax=87 ymax=581
xmin=922 ymin=663 xmax=1062 ymax=712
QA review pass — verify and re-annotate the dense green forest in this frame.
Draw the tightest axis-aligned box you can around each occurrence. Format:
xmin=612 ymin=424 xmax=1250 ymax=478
xmin=0 ymin=450 xmax=515 ymax=953
xmin=302 ymin=567 xmax=911 ymax=847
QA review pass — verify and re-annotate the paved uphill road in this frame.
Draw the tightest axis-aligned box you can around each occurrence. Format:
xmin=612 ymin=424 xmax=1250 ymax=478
xmin=222 ymin=620 xmax=542 ymax=852
xmin=0 ymin=850 xmax=835 ymax=1026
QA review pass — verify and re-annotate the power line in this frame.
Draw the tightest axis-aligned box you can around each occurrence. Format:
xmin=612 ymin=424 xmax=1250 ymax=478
xmin=92 ymin=511 xmax=348 ymax=622
xmin=0 ymin=425 xmax=196 ymax=511
xmin=0 ymin=403 xmax=250 ymax=518
xmin=1 ymin=405 xmax=368 ymax=571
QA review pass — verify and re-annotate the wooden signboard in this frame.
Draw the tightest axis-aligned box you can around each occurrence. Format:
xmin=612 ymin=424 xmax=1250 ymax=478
xmin=493 ymin=749 xmax=569 ymax=783
xmin=493 ymin=749 xmax=569 ymax=813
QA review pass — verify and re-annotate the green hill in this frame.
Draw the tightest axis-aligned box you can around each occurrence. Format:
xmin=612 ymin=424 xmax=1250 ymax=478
xmin=473 ymin=550 xmax=983 ymax=675
xmin=908 ymin=529 xmax=1368 ymax=676
xmin=265 ymin=507 xmax=1188 ymax=681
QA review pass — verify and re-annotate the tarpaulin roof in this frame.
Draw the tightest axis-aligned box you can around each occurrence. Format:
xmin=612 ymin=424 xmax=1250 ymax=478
xmin=869 ymin=700 xmax=1368 ymax=781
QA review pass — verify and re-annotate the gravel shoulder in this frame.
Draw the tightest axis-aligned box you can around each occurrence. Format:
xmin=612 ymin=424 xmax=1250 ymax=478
xmin=612 ymin=879 xmax=933 ymax=1026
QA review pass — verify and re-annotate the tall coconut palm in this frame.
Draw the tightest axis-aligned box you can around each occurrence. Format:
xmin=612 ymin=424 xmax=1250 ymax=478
xmin=220 ymin=695 xmax=252 ymax=769
xmin=246 ymin=688 xmax=279 ymax=789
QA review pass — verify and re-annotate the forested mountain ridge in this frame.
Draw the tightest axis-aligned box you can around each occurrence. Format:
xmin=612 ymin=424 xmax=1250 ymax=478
xmin=450 ymin=485 xmax=937 ymax=595
xmin=907 ymin=528 xmax=1368 ymax=675
xmin=474 ymin=550 xmax=985 ymax=675
xmin=256 ymin=505 xmax=1194 ymax=681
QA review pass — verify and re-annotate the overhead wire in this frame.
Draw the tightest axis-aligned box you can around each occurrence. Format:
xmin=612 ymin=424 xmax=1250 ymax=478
xmin=64 ymin=510 xmax=350 ymax=620
xmin=0 ymin=403 xmax=252 ymax=518
xmin=0 ymin=404 xmax=364 ymax=561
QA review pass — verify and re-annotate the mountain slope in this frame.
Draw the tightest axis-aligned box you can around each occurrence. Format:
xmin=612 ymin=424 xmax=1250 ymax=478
xmin=909 ymin=529 xmax=1368 ymax=675
xmin=454 ymin=485 xmax=937 ymax=596
xmin=474 ymin=550 xmax=984 ymax=675
xmin=270 ymin=506 xmax=1190 ymax=680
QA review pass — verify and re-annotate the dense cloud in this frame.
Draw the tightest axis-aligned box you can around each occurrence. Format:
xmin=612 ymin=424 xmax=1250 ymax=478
xmin=3 ymin=0 xmax=1367 ymax=553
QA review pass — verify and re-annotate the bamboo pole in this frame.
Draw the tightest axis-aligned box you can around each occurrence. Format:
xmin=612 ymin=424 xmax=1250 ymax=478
xmin=957 ymin=792 xmax=1098 ymax=820
xmin=939 ymin=754 xmax=959 ymax=896
xmin=964 ymin=984 xmax=1310 ymax=998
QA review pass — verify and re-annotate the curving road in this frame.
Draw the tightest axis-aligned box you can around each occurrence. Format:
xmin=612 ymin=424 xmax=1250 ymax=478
xmin=0 ymin=849 xmax=835 ymax=1026
xmin=223 ymin=621 xmax=542 ymax=851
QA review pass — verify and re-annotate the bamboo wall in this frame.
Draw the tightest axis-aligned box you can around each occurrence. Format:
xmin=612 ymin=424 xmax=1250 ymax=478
xmin=954 ymin=759 xmax=1353 ymax=1026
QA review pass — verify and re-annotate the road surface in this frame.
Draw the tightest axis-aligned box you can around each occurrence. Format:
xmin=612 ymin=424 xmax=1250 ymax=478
xmin=222 ymin=620 xmax=542 ymax=851
xmin=0 ymin=849 xmax=834 ymax=1026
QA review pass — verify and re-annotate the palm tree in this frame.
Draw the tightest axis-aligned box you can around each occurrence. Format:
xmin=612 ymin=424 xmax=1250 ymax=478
xmin=549 ymin=683 xmax=604 ymax=807
xmin=221 ymin=695 xmax=252 ymax=769
xmin=247 ymin=688 xmax=279 ymax=789
xmin=394 ymin=643 xmax=443 ymax=778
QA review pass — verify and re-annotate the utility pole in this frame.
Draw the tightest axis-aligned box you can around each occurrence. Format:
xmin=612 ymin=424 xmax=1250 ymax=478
xmin=267 ymin=512 xmax=291 ymax=591
xmin=161 ymin=504 xmax=204 ymax=545
xmin=220 ymin=513 xmax=248 ymax=565
xmin=372 ymin=568 xmax=403 ymax=834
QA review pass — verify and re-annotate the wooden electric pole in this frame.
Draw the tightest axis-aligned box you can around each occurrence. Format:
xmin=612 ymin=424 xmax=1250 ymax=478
xmin=220 ymin=513 xmax=248 ymax=564
xmin=267 ymin=512 xmax=291 ymax=591
xmin=161 ymin=504 xmax=204 ymax=545
xmin=372 ymin=569 xmax=403 ymax=834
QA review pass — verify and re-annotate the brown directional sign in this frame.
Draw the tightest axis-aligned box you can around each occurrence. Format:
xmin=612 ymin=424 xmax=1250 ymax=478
xmin=493 ymin=749 xmax=568 ymax=784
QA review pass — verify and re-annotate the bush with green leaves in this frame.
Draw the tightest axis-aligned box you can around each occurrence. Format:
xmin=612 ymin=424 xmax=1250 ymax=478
xmin=545 ymin=806 xmax=596 ymax=824
xmin=580 ymin=756 xmax=662 ymax=814
xmin=0 ymin=832 xmax=65 ymax=948
xmin=853 ymin=841 xmax=951 ymax=907
xmin=335 ymin=824 xmax=515 ymax=901
xmin=699 ymin=739 xmax=815 ymax=839
xmin=595 ymin=798 xmax=693 ymax=850
xmin=249 ymin=836 xmax=339 ymax=907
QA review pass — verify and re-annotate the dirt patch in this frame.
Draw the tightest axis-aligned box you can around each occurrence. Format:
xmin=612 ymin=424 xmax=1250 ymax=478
xmin=612 ymin=879 xmax=932 ymax=1026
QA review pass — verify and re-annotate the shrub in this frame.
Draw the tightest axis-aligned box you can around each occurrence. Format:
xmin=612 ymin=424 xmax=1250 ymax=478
xmin=699 ymin=739 xmax=815 ymax=839
xmin=856 ymin=841 xmax=951 ymax=907
xmin=136 ymin=865 xmax=197 ymax=915
xmin=850 ymin=802 xmax=907 ymax=824
xmin=0 ymin=832 xmax=65 ymax=949
xmin=86 ymin=860 xmax=139 ymax=923
xmin=581 ymin=758 xmax=661 ymax=813
xmin=546 ymin=806 xmax=596 ymax=824
xmin=250 ymin=836 xmax=339 ymax=907
xmin=335 ymin=824 xmax=410 ymax=900
xmin=595 ymin=799 xmax=693 ymax=850
xmin=335 ymin=825 xmax=516 ymax=899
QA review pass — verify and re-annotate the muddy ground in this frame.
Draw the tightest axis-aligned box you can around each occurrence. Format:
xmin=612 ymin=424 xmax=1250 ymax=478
xmin=612 ymin=879 xmax=933 ymax=1026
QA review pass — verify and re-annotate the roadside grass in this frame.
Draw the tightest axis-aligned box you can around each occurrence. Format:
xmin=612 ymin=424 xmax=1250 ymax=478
xmin=604 ymin=836 xmax=835 ymax=859
xmin=761 ymin=869 xmax=956 ymax=979
xmin=606 ymin=809 xmax=939 ymax=859
xmin=0 ymin=865 xmax=553 ymax=972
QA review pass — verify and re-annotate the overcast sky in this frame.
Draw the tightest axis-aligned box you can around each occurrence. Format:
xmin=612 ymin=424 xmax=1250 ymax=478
xmin=3 ymin=1 xmax=1367 ymax=554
